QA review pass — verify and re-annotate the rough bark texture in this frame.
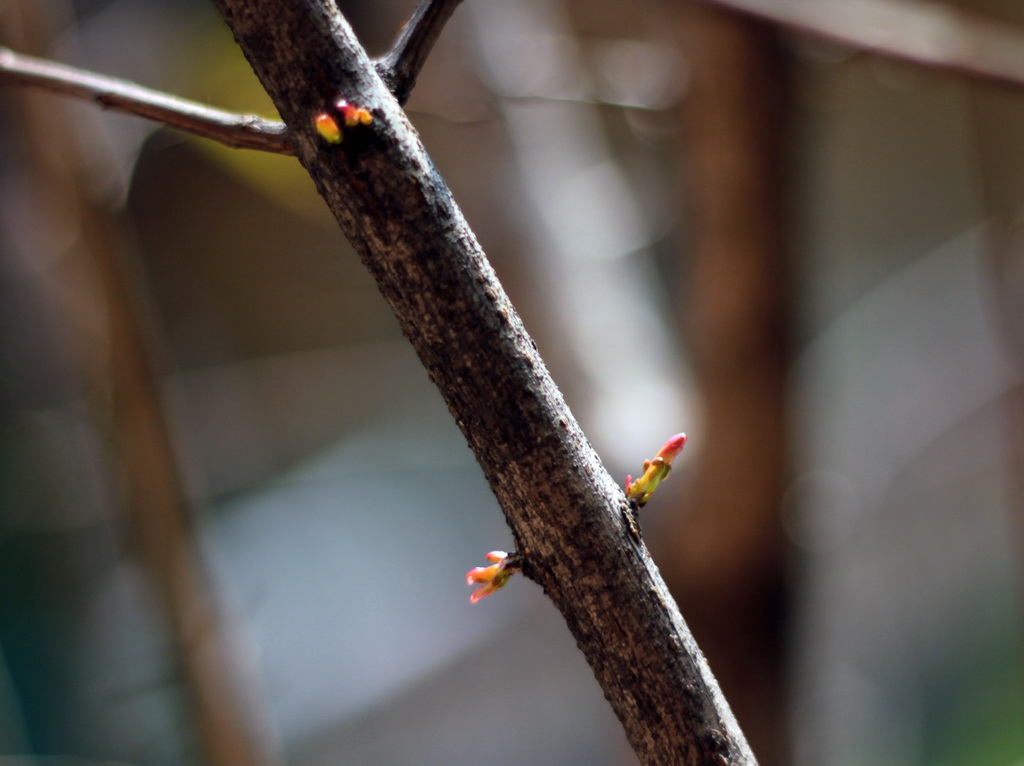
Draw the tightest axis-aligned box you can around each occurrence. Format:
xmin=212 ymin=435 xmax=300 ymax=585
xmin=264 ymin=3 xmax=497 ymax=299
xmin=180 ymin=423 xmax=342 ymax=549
xmin=210 ymin=1 xmax=757 ymax=763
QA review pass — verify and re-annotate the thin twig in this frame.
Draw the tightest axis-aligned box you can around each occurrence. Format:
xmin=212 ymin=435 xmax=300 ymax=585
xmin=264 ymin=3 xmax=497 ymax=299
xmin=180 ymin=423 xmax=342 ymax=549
xmin=710 ymin=0 xmax=1024 ymax=92
xmin=375 ymin=0 xmax=464 ymax=105
xmin=0 ymin=46 xmax=295 ymax=155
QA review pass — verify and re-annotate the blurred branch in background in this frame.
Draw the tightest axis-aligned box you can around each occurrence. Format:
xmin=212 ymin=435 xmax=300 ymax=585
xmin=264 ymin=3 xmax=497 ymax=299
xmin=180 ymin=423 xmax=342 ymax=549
xmin=658 ymin=3 xmax=791 ymax=766
xmin=94 ymin=211 xmax=282 ymax=766
xmin=0 ymin=1 xmax=280 ymax=764
xmin=710 ymin=0 xmax=1024 ymax=93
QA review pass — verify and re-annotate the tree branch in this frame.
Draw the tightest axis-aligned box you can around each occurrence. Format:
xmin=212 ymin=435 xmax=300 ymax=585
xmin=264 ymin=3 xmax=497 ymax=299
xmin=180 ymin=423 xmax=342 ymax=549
xmin=375 ymin=0 xmax=464 ymax=105
xmin=0 ymin=46 xmax=294 ymax=154
xmin=211 ymin=0 xmax=755 ymax=764
xmin=709 ymin=0 xmax=1024 ymax=92
xmin=5 ymin=0 xmax=1024 ymax=163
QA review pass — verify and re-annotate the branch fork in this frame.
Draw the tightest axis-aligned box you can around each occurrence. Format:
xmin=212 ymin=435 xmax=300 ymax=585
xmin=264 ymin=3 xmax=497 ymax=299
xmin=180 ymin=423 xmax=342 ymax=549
xmin=0 ymin=0 xmax=462 ymax=154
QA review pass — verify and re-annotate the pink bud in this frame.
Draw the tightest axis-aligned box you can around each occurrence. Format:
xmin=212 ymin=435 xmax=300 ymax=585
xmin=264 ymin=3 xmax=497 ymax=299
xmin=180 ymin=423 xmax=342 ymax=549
xmin=656 ymin=433 xmax=687 ymax=465
xmin=465 ymin=551 xmax=520 ymax=603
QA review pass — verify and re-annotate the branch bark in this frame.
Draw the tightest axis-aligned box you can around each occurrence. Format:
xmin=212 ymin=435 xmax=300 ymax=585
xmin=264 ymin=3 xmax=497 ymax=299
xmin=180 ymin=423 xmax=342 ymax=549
xmin=0 ymin=45 xmax=294 ymax=154
xmin=375 ymin=0 xmax=464 ymax=105
xmin=209 ymin=0 xmax=754 ymax=763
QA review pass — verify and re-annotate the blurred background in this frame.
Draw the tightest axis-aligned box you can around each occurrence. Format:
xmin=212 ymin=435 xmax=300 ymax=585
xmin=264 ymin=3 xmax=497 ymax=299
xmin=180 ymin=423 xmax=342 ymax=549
xmin=1 ymin=0 xmax=1023 ymax=764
